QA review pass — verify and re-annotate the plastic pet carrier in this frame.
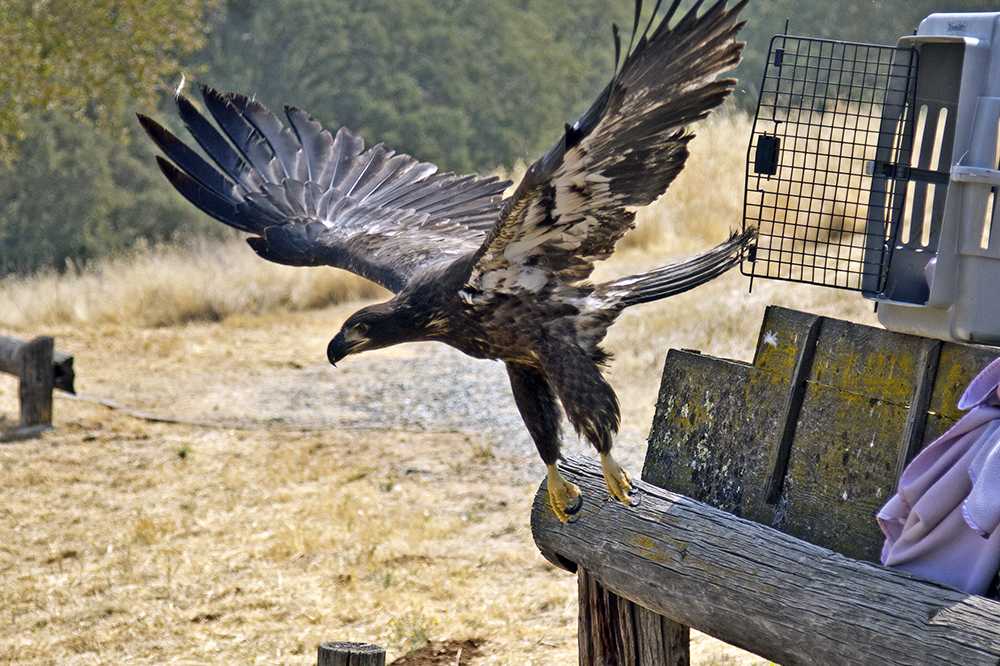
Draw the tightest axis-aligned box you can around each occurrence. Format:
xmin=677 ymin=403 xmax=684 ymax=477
xmin=743 ymin=12 xmax=1000 ymax=345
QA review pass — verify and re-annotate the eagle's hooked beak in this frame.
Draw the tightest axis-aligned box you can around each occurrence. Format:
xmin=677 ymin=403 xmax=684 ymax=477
xmin=327 ymin=331 xmax=366 ymax=366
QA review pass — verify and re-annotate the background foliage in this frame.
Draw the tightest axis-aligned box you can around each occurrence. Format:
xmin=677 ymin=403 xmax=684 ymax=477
xmin=192 ymin=0 xmax=632 ymax=173
xmin=732 ymin=0 xmax=1000 ymax=103
xmin=0 ymin=0 xmax=214 ymax=164
xmin=0 ymin=112 xmax=222 ymax=275
xmin=2 ymin=0 xmax=999 ymax=275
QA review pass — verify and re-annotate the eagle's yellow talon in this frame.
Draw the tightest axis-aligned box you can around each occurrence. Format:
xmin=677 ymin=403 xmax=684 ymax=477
xmin=546 ymin=464 xmax=582 ymax=523
xmin=601 ymin=452 xmax=633 ymax=506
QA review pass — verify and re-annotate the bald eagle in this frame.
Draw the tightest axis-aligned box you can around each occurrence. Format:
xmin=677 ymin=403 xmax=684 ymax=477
xmin=139 ymin=0 xmax=751 ymax=522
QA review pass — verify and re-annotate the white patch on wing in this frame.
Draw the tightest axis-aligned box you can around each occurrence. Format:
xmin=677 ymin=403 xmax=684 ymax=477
xmin=480 ymin=271 xmax=505 ymax=292
xmin=514 ymin=266 xmax=549 ymax=291
xmin=503 ymin=233 xmax=552 ymax=261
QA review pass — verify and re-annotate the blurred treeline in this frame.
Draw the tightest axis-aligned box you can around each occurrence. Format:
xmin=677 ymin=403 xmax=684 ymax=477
xmin=1 ymin=0 xmax=996 ymax=275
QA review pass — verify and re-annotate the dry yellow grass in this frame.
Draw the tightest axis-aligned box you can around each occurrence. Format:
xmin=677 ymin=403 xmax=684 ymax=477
xmin=619 ymin=112 xmax=751 ymax=256
xmin=0 ymin=310 xmax=576 ymax=664
xmin=0 ymin=111 xmax=881 ymax=665
xmin=0 ymin=239 xmax=387 ymax=330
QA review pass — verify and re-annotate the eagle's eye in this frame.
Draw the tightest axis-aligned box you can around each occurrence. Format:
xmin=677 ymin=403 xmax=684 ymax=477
xmin=354 ymin=323 xmax=370 ymax=336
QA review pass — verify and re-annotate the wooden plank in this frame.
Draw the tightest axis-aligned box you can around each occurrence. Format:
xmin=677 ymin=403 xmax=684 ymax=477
xmin=532 ymin=455 xmax=1000 ymax=666
xmin=803 ymin=312 xmax=932 ymax=405
xmin=764 ymin=312 xmax=821 ymax=503
xmin=17 ymin=336 xmax=54 ymax=428
xmin=647 ymin=307 xmax=1000 ymax=563
xmin=779 ymin=384 xmax=906 ymax=562
xmin=894 ymin=339 xmax=942 ymax=483
xmin=642 ymin=350 xmax=786 ymax=524
xmin=52 ymin=348 xmax=75 ymax=394
xmin=922 ymin=342 xmax=999 ymax=441
xmin=762 ymin=310 xmax=931 ymax=561
xmin=751 ymin=306 xmax=819 ymax=375
xmin=577 ymin=568 xmax=595 ymax=666
xmin=635 ymin=605 xmax=688 ymax=666
xmin=0 ymin=335 xmax=20 ymax=375
xmin=579 ymin=566 xmax=637 ymax=665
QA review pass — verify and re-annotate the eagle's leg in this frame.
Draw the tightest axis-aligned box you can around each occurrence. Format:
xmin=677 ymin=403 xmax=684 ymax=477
xmin=542 ymin=334 xmax=634 ymax=508
xmin=546 ymin=463 xmax=582 ymax=522
xmin=506 ymin=362 xmax=581 ymax=522
xmin=600 ymin=451 xmax=633 ymax=505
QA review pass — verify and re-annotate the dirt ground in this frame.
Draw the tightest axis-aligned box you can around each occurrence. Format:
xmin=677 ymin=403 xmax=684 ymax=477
xmin=0 ymin=307 xmax=775 ymax=665
xmin=0 ymin=108 xmax=893 ymax=664
xmin=1 ymin=276 xmax=875 ymax=664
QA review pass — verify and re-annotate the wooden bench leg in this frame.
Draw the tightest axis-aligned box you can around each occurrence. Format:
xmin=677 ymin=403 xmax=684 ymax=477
xmin=578 ymin=567 xmax=690 ymax=666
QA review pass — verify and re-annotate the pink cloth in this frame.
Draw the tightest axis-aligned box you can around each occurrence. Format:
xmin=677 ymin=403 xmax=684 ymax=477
xmin=878 ymin=355 xmax=1000 ymax=595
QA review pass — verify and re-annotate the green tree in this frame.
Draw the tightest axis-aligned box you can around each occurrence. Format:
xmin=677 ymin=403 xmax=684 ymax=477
xmin=191 ymin=0 xmax=631 ymax=172
xmin=0 ymin=112 xmax=219 ymax=275
xmin=733 ymin=0 xmax=1000 ymax=105
xmin=0 ymin=0 xmax=217 ymax=164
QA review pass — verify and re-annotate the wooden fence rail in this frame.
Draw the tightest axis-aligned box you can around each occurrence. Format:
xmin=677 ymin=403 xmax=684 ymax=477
xmin=0 ymin=334 xmax=75 ymax=433
xmin=531 ymin=455 xmax=1000 ymax=666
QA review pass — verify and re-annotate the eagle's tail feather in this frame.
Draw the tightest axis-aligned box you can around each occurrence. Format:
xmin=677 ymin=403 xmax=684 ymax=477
xmin=601 ymin=226 xmax=755 ymax=310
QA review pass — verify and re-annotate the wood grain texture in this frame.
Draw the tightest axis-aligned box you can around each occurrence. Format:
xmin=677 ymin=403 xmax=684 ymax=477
xmin=778 ymin=383 xmax=904 ymax=561
xmin=925 ymin=342 xmax=999 ymax=431
xmin=645 ymin=306 xmax=1000 ymax=563
xmin=16 ymin=336 xmax=54 ymax=428
xmin=578 ymin=567 xmax=689 ymax=666
xmin=764 ymin=311 xmax=821 ymax=503
xmin=532 ymin=455 xmax=1000 ymax=666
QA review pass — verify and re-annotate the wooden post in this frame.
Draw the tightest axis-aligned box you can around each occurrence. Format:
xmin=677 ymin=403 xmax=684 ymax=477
xmin=578 ymin=567 xmax=689 ymax=666
xmin=0 ymin=335 xmax=76 ymax=437
xmin=317 ymin=642 xmax=386 ymax=666
xmin=17 ymin=336 xmax=54 ymax=429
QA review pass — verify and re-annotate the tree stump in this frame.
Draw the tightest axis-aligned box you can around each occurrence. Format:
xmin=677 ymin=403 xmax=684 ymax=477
xmin=317 ymin=641 xmax=386 ymax=666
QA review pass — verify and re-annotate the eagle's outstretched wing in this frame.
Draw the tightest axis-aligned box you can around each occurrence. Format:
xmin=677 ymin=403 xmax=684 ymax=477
xmin=463 ymin=0 xmax=748 ymax=298
xmin=138 ymin=84 xmax=510 ymax=294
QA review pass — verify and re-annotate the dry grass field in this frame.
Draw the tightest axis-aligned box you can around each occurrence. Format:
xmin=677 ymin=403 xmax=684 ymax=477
xmin=0 ymin=113 xmax=879 ymax=665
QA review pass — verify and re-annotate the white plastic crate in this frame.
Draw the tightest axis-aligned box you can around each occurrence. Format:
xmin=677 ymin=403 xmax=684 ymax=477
xmin=744 ymin=12 xmax=1000 ymax=345
xmin=878 ymin=12 xmax=1000 ymax=344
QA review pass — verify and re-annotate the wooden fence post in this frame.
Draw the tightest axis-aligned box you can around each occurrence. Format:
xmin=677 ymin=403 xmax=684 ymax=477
xmin=0 ymin=334 xmax=75 ymax=437
xmin=17 ymin=336 xmax=54 ymax=430
xmin=578 ymin=567 xmax=689 ymax=666
xmin=0 ymin=335 xmax=75 ymax=394
xmin=317 ymin=642 xmax=386 ymax=666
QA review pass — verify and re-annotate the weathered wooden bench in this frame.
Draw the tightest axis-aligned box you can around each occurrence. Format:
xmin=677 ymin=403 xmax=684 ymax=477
xmin=531 ymin=305 xmax=1000 ymax=665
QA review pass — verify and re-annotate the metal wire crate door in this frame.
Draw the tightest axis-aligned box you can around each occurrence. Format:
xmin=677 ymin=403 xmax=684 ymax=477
xmin=743 ymin=36 xmax=919 ymax=296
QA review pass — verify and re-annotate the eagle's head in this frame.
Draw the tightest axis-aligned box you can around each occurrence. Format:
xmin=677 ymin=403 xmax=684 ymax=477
xmin=327 ymin=301 xmax=415 ymax=365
